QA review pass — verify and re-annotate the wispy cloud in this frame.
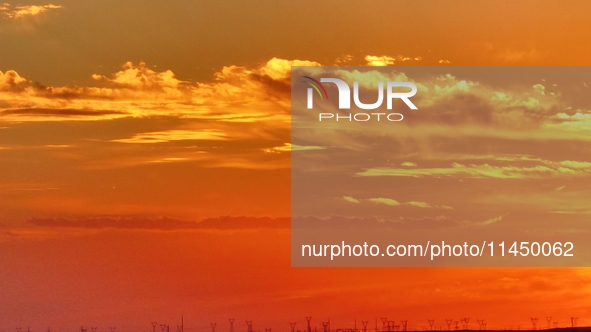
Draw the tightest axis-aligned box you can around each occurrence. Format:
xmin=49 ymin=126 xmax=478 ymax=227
xmin=344 ymin=196 xmax=453 ymax=209
xmin=477 ymin=215 xmax=503 ymax=226
xmin=112 ymin=129 xmax=228 ymax=144
xmin=404 ymin=201 xmax=432 ymax=208
xmin=364 ymin=55 xmax=421 ymax=66
xmin=264 ymin=143 xmax=326 ymax=153
xmin=27 ymin=216 xmax=290 ymax=231
xmin=343 ymin=196 xmax=359 ymax=203
xmin=1 ymin=108 xmax=127 ymax=120
xmin=359 ymin=160 xmax=591 ymax=179
xmin=0 ymin=3 xmax=62 ymax=19
xmin=368 ymin=197 xmax=401 ymax=206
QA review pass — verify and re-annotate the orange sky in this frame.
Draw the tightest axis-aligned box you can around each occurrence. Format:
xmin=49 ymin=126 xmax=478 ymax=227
xmin=1 ymin=1 xmax=591 ymax=331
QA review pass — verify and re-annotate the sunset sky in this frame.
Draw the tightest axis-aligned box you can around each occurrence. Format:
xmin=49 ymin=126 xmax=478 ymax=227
xmin=1 ymin=1 xmax=591 ymax=331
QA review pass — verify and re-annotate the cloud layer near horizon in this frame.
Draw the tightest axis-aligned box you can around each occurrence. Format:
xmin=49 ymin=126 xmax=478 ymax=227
xmin=2 ymin=59 xmax=591 ymax=225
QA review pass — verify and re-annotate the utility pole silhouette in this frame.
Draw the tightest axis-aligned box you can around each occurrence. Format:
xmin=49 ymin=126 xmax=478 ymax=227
xmin=246 ymin=321 xmax=254 ymax=332
xmin=546 ymin=317 xmax=552 ymax=330
xmin=477 ymin=320 xmax=484 ymax=331
xmin=400 ymin=321 xmax=407 ymax=332
xmin=322 ymin=322 xmax=330 ymax=332
xmin=571 ymin=317 xmax=578 ymax=328
xmin=531 ymin=318 xmax=538 ymax=330
xmin=381 ymin=319 xmax=387 ymax=332
xmin=362 ymin=321 xmax=369 ymax=332
xmin=461 ymin=318 xmax=469 ymax=330
xmin=152 ymin=322 xmax=158 ymax=332
xmin=392 ymin=321 xmax=400 ymax=332
xmin=306 ymin=317 xmax=312 ymax=332
xmin=428 ymin=320 xmax=435 ymax=331
xmin=230 ymin=319 xmax=235 ymax=332
xmin=445 ymin=320 xmax=452 ymax=331
xmin=290 ymin=323 xmax=297 ymax=332
xmin=211 ymin=323 xmax=217 ymax=332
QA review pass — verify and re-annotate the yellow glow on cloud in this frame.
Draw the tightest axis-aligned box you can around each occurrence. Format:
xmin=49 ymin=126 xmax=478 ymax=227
xmin=148 ymin=157 xmax=191 ymax=163
xmin=365 ymin=55 xmax=395 ymax=66
xmin=1 ymin=3 xmax=62 ymax=19
xmin=404 ymin=201 xmax=432 ymax=208
xmin=259 ymin=57 xmax=321 ymax=80
xmin=368 ymin=197 xmax=401 ymax=206
xmin=545 ymin=111 xmax=591 ymax=131
xmin=0 ymin=69 xmax=27 ymax=87
xmin=359 ymin=160 xmax=591 ymax=179
xmin=364 ymin=55 xmax=420 ymax=66
xmin=112 ymin=129 xmax=228 ymax=144
xmin=0 ymin=60 xmax=294 ymax=124
xmin=263 ymin=143 xmax=326 ymax=153
xmin=92 ymin=61 xmax=184 ymax=92
xmin=343 ymin=196 xmax=454 ymax=210
xmin=343 ymin=196 xmax=359 ymax=203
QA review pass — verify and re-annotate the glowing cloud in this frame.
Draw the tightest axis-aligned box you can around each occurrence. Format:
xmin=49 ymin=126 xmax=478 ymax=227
xmin=259 ymin=57 xmax=321 ymax=81
xmin=112 ymin=129 xmax=228 ymax=144
xmin=263 ymin=143 xmax=326 ymax=153
xmin=0 ymin=70 xmax=28 ymax=91
xmin=0 ymin=3 xmax=62 ymax=19
xmin=404 ymin=201 xmax=432 ymax=208
xmin=92 ymin=61 xmax=185 ymax=92
xmin=368 ymin=197 xmax=401 ymax=206
xmin=343 ymin=196 xmax=454 ymax=210
xmin=343 ymin=196 xmax=359 ymax=203
xmin=359 ymin=160 xmax=591 ymax=179
xmin=364 ymin=55 xmax=395 ymax=66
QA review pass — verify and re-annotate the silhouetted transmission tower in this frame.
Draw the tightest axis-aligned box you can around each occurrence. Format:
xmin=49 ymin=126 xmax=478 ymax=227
xmin=531 ymin=318 xmax=538 ymax=330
